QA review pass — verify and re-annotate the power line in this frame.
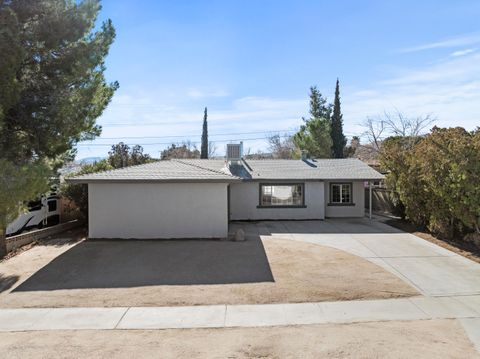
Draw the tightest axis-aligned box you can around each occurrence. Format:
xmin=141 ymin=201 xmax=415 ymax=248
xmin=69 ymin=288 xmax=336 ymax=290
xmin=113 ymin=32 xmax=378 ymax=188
xmin=101 ymin=121 xmax=206 ymax=127
xmin=76 ymin=135 xmax=293 ymax=147
xmin=93 ymin=129 xmax=297 ymax=140
xmin=77 ymin=131 xmax=364 ymax=147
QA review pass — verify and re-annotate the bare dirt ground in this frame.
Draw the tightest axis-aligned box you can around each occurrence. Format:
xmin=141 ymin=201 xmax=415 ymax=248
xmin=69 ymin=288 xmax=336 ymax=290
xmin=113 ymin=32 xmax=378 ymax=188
xmin=0 ymin=227 xmax=417 ymax=308
xmin=0 ymin=319 xmax=477 ymax=358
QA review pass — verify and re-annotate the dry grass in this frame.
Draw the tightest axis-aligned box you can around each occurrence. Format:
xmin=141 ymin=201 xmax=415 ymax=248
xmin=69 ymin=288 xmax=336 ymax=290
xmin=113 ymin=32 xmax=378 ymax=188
xmin=0 ymin=229 xmax=417 ymax=308
xmin=0 ymin=320 xmax=476 ymax=358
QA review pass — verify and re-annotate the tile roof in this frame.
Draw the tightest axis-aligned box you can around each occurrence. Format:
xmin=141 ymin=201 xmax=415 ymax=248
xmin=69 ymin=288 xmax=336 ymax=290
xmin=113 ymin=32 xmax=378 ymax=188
xmin=67 ymin=159 xmax=239 ymax=183
xmin=243 ymin=158 xmax=385 ymax=180
xmin=67 ymin=158 xmax=384 ymax=183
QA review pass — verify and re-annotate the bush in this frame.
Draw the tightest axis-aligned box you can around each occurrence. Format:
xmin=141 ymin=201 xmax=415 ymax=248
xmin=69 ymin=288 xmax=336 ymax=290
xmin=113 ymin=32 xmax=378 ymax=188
xmin=380 ymin=127 xmax=480 ymax=239
xmin=61 ymin=160 xmax=113 ymax=219
xmin=464 ymin=233 xmax=480 ymax=248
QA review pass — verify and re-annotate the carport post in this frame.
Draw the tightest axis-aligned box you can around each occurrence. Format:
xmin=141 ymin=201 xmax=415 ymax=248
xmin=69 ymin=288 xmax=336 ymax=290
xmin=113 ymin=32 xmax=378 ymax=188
xmin=369 ymin=181 xmax=372 ymax=219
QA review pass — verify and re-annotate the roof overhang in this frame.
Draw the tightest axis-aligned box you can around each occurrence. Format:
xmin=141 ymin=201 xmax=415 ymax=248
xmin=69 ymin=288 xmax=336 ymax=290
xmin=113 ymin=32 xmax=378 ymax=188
xmin=65 ymin=177 xmax=242 ymax=184
xmin=240 ymin=176 xmax=385 ymax=182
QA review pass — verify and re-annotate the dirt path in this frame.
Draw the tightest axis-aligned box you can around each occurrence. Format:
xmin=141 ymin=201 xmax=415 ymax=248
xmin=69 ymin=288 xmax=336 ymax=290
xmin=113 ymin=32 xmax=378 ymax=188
xmin=0 ymin=319 xmax=476 ymax=358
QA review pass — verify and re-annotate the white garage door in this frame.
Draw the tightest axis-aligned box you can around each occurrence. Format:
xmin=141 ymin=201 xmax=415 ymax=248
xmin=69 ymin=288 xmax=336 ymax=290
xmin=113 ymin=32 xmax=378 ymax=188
xmin=88 ymin=182 xmax=229 ymax=239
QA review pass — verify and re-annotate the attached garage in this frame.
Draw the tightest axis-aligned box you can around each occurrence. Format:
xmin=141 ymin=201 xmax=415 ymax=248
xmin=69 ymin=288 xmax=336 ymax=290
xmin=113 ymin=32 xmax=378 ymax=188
xmin=68 ymin=160 xmax=239 ymax=239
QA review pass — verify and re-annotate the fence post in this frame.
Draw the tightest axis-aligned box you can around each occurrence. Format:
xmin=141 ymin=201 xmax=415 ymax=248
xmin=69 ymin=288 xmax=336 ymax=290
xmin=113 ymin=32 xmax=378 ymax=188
xmin=369 ymin=181 xmax=372 ymax=219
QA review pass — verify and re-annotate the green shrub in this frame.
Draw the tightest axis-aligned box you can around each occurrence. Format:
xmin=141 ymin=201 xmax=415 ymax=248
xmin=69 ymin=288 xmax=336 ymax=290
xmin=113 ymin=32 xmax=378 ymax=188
xmin=380 ymin=127 xmax=480 ymax=239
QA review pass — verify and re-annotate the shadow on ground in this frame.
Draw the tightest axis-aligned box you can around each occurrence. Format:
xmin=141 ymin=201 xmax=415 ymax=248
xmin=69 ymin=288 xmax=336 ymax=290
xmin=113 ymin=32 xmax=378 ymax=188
xmin=0 ymin=274 xmax=19 ymax=293
xmin=14 ymin=236 xmax=274 ymax=291
xmin=230 ymin=218 xmax=404 ymax=236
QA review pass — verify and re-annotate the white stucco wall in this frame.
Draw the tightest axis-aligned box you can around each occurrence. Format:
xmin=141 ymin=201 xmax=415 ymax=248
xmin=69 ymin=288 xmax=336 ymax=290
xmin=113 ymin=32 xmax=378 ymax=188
xmin=88 ymin=182 xmax=228 ymax=239
xmin=324 ymin=180 xmax=365 ymax=217
xmin=229 ymin=181 xmax=325 ymax=220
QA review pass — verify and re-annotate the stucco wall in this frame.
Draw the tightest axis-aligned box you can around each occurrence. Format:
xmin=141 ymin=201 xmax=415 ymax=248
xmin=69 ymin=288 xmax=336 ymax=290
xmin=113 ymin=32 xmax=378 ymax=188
xmin=325 ymin=180 xmax=365 ymax=217
xmin=229 ymin=181 xmax=325 ymax=220
xmin=88 ymin=182 xmax=228 ymax=239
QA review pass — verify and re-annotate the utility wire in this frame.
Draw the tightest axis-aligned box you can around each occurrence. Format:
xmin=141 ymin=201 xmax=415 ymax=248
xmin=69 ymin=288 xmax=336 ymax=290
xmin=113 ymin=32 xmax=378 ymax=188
xmin=93 ymin=129 xmax=297 ymax=140
xmin=76 ymin=135 xmax=294 ymax=147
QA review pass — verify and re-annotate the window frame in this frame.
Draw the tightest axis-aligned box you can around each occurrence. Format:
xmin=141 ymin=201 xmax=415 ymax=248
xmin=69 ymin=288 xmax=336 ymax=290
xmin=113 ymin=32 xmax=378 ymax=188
xmin=257 ymin=183 xmax=306 ymax=208
xmin=47 ymin=200 xmax=57 ymax=212
xmin=328 ymin=182 xmax=354 ymax=206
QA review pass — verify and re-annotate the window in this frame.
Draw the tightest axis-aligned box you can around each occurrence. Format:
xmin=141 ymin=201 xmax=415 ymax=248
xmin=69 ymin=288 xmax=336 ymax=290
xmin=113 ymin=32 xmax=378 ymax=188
xmin=260 ymin=184 xmax=304 ymax=207
xmin=48 ymin=200 xmax=57 ymax=212
xmin=330 ymin=183 xmax=352 ymax=204
xmin=28 ymin=200 xmax=42 ymax=212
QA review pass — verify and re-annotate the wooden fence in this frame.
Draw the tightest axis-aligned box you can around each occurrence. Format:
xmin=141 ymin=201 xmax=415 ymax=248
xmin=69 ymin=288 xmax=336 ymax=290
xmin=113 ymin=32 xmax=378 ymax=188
xmin=364 ymin=188 xmax=395 ymax=214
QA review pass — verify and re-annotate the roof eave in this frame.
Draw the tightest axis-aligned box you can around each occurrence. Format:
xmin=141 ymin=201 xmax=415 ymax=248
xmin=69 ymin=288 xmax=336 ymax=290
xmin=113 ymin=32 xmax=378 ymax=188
xmin=241 ymin=175 xmax=385 ymax=182
xmin=65 ymin=177 xmax=242 ymax=184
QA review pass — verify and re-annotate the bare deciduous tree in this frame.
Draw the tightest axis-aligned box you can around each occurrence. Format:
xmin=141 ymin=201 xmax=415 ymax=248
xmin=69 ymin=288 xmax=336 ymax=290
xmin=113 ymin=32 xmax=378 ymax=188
xmin=362 ymin=111 xmax=436 ymax=152
xmin=267 ymin=134 xmax=298 ymax=159
xmin=383 ymin=110 xmax=435 ymax=137
xmin=362 ymin=117 xmax=385 ymax=152
xmin=208 ymin=142 xmax=217 ymax=158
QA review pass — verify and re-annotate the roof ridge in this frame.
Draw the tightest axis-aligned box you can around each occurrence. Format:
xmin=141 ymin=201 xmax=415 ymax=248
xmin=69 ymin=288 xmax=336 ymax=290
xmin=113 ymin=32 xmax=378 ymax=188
xmin=70 ymin=160 xmax=160 ymax=178
xmin=173 ymin=159 xmax=237 ymax=178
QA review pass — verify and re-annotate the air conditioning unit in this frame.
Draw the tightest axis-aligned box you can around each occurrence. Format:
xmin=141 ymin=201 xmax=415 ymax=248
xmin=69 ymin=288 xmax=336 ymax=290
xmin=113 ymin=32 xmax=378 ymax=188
xmin=226 ymin=143 xmax=243 ymax=161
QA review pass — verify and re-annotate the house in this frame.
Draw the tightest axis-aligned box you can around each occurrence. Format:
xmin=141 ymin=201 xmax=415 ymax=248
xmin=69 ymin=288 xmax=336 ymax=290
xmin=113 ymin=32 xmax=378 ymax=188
xmin=68 ymin=144 xmax=384 ymax=239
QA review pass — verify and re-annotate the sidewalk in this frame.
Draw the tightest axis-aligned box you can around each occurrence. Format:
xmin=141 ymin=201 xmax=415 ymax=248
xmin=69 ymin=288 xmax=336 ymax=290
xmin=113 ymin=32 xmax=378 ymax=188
xmin=1 ymin=295 xmax=479 ymax=332
xmin=2 ymin=218 xmax=480 ymax=354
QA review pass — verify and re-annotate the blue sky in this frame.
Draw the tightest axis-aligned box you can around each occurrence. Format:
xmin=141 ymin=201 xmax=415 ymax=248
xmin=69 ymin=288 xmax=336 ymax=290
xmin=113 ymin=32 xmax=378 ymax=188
xmin=77 ymin=0 xmax=480 ymax=159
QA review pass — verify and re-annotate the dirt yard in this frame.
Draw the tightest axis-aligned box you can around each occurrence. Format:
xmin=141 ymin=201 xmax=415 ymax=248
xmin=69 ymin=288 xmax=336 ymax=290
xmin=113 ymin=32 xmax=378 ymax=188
xmin=0 ymin=227 xmax=417 ymax=308
xmin=0 ymin=319 xmax=476 ymax=358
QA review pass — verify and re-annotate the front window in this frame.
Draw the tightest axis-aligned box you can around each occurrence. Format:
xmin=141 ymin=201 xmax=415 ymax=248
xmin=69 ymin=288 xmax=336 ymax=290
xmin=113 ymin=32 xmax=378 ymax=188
xmin=260 ymin=184 xmax=304 ymax=207
xmin=330 ymin=183 xmax=352 ymax=204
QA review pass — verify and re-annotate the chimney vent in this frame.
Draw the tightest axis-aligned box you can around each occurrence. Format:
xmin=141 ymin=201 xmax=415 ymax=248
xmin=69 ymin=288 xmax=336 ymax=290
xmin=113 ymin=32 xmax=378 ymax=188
xmin=301 ymin=150 xmax=307 ymax=160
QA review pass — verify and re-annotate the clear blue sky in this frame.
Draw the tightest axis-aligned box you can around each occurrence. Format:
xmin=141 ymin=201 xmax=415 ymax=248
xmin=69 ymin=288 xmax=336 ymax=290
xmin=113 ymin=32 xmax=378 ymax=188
xmin=77 ymin=0 xmax=480 ymax=159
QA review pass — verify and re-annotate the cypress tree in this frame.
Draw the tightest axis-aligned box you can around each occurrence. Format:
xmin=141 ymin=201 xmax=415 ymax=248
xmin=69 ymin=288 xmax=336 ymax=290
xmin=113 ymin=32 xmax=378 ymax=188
xmin=200 ymin=107 xmax=208 ymax=159
xmin=330 ymin=79 xmax=347 ymax=158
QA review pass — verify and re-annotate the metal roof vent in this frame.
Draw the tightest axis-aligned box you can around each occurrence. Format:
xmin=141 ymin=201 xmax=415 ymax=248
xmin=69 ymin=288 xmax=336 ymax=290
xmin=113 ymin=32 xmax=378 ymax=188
xmin=226 ymin=142 xmax=243 ymax=162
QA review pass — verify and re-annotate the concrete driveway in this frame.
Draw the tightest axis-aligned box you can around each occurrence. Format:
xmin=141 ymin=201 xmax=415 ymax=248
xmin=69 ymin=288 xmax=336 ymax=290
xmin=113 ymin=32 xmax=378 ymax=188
xmin=1 ymin=218 xmax=480 ymax=355
xmin=230 ymin=218 xmax=480 ymax=297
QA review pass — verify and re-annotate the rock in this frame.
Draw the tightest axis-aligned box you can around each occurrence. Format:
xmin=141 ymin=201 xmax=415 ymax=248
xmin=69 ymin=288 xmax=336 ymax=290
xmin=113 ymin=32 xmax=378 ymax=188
xmin=234 ymin=228 xmax=245 ymax=242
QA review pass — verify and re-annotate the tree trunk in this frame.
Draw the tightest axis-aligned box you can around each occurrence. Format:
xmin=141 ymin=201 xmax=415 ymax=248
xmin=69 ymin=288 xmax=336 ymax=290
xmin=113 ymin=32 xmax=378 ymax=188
xmin=0 ymin=227 xmax=6 ymax=259
xmin=449 ymin=217 xmax=455 ymax=240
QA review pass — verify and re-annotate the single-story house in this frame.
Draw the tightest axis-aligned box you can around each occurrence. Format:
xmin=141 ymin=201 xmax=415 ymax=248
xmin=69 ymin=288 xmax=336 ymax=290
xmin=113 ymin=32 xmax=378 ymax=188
xmin=68 ymin=144 xmax=384 ymax=239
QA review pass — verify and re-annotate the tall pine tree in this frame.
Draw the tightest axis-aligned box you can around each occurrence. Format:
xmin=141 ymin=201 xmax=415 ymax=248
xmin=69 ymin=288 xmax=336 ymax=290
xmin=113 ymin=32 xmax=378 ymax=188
xmin=330 ymin=79 xmax=347 ymax=158
xmin=200 ymin=107 xmax=208 ymax=159
xmin=0 ymin=0 xmax=118 ymax=257
xmin=293 ymin=87 xmax=332 ymax=158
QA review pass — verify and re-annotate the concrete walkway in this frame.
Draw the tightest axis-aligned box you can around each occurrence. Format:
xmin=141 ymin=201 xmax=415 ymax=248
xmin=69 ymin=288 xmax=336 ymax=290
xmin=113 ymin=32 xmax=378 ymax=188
xmin=0 ymin=295 xmax=479 ymax=332
xmin=231 ymin=219 xmax=480 ymax=297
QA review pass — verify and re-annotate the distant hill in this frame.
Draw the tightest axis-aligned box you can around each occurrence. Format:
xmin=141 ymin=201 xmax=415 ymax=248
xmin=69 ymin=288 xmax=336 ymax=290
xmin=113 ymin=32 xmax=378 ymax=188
xmin=79 ymin=157 xmax=104 ymax=165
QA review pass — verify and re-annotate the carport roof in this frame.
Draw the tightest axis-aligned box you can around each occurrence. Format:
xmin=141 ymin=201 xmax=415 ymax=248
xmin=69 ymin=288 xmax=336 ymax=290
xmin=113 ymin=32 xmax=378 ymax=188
xmin=67 ymin=158 xmax=384 ymax=184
